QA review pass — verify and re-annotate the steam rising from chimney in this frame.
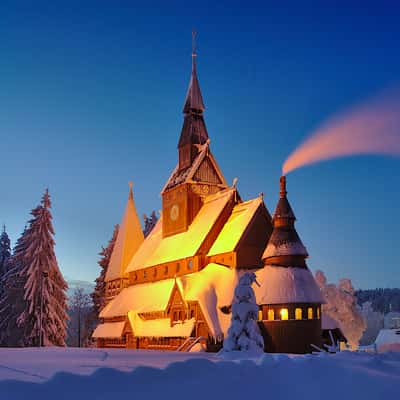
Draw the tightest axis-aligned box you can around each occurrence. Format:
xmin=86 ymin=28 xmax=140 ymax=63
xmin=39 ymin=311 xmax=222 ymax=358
xmin=283 ymin=87 xmax=400 ymax=175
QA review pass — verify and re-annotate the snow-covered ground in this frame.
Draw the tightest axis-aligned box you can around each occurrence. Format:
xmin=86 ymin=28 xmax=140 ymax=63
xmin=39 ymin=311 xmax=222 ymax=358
xmin=0 ymin=348 xmax=399 ymax=400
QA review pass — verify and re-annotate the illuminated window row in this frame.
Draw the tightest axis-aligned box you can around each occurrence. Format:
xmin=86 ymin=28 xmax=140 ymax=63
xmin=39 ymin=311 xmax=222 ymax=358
xmin=131 ymin=259 xmax=195 ymax=282
xmin=258 ymin=306 xmax=321 ymax=321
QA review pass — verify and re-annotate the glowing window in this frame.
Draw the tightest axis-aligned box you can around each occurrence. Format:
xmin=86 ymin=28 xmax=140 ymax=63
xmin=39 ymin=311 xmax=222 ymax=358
xmin=295 ymin=308 xmax=302 ymax=320
xmin=280 ymin=308 xmax=289 ymax=320
xmin=317 ymin=307 xmax=320 ymax=319
xmin=258 ymin=310 xmax=263 ymax=321
xmin=308 ymin=307 xmax=313 ymax=319
xmin=268 ymin=309 xmax=275 ymax=320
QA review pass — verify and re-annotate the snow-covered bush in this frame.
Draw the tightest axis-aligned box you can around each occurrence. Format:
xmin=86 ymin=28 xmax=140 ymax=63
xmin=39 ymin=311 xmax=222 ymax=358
xmin=223 ymin=272 xmax=264 ymax=353
xmin=315 ymin=270 xmax=366 ymax=349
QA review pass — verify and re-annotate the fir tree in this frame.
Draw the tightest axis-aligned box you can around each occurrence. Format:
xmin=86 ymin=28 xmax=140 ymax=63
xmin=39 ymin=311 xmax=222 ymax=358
xmin=0 ymin=227 xmax=29 ymax=346
xmin=0 ymin=225 xmax=11 ymax=277
xmin=91 ymin=224 xmax=119 ymax=317
xmin=18 ymin=189 xmax=69 ymax=346
xmin=223 ymin=272 xmax=264 ymax=353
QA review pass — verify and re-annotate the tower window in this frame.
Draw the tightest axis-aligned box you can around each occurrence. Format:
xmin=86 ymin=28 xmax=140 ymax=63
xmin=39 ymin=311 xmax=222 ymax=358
xmin=317 ymin=307 xmax=320 ymax=319
xmin=258 ymin=310 xmax=263 ymax=321
xmin=268 ymin=309 xmax=275 ymax=321
xmin=308 ymin=307 xmax=313 ymax=319
xmin=280 ymin=308 xmax=289 ymax=320
xmin=295 ymin=308 xmax=302 ymax=320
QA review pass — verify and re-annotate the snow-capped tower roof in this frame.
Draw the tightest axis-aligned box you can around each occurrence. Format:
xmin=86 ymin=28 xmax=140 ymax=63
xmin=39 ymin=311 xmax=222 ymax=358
xmin=105 ymin=183 xmax=144 ymax=282
xmin=262 ymin=176 xmax=308 ymax=267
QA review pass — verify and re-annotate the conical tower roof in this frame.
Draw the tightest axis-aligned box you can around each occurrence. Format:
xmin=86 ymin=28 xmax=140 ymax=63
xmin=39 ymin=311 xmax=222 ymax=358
xmin=178 ymin=33 xmax=209 ymax=148
xmin=105 ymin=183 xmax=144 ymax=281
xmin=263 ymin=176 xmax=308 ymax=265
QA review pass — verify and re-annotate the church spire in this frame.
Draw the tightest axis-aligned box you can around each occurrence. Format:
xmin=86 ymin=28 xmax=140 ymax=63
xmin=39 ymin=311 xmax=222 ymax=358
xmin=178 ymin=32 xmax=209 ymax=170
xmin=262 ymin=176 xmax=308 ymax=268
xmin=183 ymin=31 xmax=205 ymax=114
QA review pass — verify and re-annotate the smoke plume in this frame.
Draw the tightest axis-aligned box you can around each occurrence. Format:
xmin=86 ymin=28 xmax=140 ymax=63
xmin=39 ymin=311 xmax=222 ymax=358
xmin=283 ymin=88 xmax=400 ymax=175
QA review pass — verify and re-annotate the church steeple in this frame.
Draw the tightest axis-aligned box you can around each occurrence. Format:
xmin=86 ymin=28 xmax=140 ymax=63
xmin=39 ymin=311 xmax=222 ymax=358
xmin=262 ymin=176 xmax=308 ymax=268
xmin=178 ymin=32 xmax=209 ymax=170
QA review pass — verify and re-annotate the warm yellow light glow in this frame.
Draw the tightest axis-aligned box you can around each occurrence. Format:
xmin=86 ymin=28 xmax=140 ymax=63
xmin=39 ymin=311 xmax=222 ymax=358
xmin=268 ymin=309 xmax=275 ymax=321
xmin=295 ymin=308 xmax=302 ymax=320
xmin=258 ymin=310 xmax=263 ymax=321
xmin=280 ymin=308 xmax=288 ymax=320
xmin=317 ymin=307 xmax=320 ymax=319
xmin=308 ymin=307 xmax=313 ymax=319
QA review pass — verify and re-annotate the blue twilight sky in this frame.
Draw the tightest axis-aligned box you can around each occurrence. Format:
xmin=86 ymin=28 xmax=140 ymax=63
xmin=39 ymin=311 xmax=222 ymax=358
xmin=0 ymin=1 xmax=399 ymax=289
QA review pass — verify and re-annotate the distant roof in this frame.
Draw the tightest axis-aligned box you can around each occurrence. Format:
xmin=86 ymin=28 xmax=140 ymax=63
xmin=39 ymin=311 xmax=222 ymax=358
xmin=207 ymin=197 xmax=264 ymax=256
xmin=375 ymin=328 xmax=400 ymax=352
xmin=105 ymin=186 xmax=144 ymax=282
xmin=126 ymin=188 xmax=235 ymax=271
xmin=254 ymin=265 xmax=323 ymax=305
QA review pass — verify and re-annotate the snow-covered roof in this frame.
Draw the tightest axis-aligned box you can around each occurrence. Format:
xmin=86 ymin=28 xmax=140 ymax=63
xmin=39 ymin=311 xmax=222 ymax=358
xmin=375 ymin=329 xmax=400 ymax=352
xmin=92 ymin=321 xmax=126 ymax=338
xmin=207 ymin=197 xmax=263 ymax=256
xmin=105 ymin=186 xmax=144 ymax=282
xmin=126 ymin=189 xmax=235 ymax=271
xmin=254 ymin=265 xmax=323 ymax=305
xmin=161 ymin=142 xmax=227 ymax=193
xmin=102 ymin=263 xmax=238 ymax=337
xmin=128 ymin=312 xmax=195 ymax=337
xmin=100 ymin=279 xmax=176 ymax=318
xmin=321 ymin=313 xmax=340 ymax=330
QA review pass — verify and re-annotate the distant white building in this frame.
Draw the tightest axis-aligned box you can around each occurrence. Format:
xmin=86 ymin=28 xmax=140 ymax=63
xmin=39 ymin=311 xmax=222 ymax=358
xmin=375 ymin=328 xmax=400 ymax=352
xmin=384 ymin=312 xmax=400 ymax=329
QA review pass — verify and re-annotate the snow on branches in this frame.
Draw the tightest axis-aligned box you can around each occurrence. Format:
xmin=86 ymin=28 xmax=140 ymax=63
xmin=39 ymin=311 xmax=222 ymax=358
xmin=315 ymin=270 xmax=366 ymax=349
xmin=18 ymin=189 xmax=69 ymax=346
xmin=223 ymin=272 xmax=264 ymax=353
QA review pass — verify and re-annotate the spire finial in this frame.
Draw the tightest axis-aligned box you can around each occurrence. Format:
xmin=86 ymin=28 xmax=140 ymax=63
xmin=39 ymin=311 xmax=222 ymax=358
xmin=128 ymin=182 xmax=133 ymax=199
xmin=192 ymin=30 xmax=197 ymax=60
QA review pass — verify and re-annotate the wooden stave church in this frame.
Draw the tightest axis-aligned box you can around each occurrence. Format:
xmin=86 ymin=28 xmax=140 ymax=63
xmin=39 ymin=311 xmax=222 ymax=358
xmin=92 ymin=46 xmax=323 ymax=354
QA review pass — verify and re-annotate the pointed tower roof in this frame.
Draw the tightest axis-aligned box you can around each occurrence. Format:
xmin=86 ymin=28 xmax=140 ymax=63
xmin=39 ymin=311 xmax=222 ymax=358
xmin=178 ymin=32 xmax=209 ymax=149
xmin=183 ymin=32 xmax=205 ymax=114
xmin=105 ymin=183 xmax=145 ymax=282
xmin=262 ymin=176 xmax=308 ymax=265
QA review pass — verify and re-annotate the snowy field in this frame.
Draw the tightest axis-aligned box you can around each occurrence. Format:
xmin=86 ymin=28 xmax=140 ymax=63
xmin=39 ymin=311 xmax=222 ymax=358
xmin=0 ymin=348 xmax=399 ymax=400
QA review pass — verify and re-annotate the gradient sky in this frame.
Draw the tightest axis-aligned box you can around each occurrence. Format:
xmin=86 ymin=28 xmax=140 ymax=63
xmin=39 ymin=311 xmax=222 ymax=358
xmin=1 ymin=1 xmax=399 ymax=289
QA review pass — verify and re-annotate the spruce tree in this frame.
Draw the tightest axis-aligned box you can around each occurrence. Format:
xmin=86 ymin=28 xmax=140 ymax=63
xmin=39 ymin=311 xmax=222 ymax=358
xmin=91 ymin=224 xmax=119 ymax=317
xmin=18 ymin=189 xmax=69 ymax=346
xmin=223 ymin=272 xmax=264 ymax=353
xmin=0 ymin=227 xmax=29 ymax=346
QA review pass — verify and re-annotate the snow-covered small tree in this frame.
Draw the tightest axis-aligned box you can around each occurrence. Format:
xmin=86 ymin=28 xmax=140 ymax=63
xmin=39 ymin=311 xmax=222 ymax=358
xmin=18 ymin=189 xmax=69 ymax=346
xmin=91 ymin=224 xmax=119 ymax=317
xmin=315 ymin=270 xmax=366 ymax=349
xmin=0 ymin=226 xmax=11 ymax=279
xmin=223 ymin=272 xmax=264 ymax=353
